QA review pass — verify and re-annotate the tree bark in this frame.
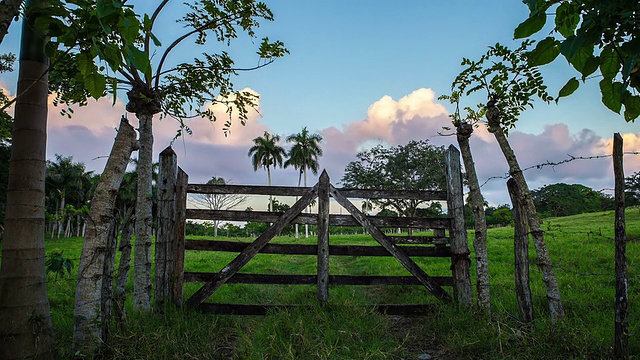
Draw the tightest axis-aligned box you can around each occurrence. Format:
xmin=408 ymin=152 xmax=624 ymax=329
xmin=508 ymin=178 xmax=534 ymax=323
xmin=456 ymin=122 xmax=490 ymax=316
xmin=486 ymin=101 xmax=565 ymax=324
xmin=133 ymin=113 xmax=154 ymax=311
xmin=72 ymin=118 xmax=137 ymax=354
xmin=113 ymin=207 xmax=134 ymax=326
xmin=0 ymin=1 xmax=54 ymax=357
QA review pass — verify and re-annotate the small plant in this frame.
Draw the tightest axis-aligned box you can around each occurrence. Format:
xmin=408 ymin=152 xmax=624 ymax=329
xmin=45 ymin=251 xmax=73 ymax=280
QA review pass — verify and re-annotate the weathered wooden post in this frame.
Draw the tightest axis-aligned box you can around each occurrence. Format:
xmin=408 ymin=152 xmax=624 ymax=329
xmin=171 ymin=169 xmax=188 ymax=305
xmin=507 ymin=178 xmax=534 ymax=323
xmin=155 ymin=146 xmax=178 ymax=310
xmin=613 ymin=133 xmax=628 ymax=359
xmin=445 ymin=145 xmax=472 ymax=306
xmin=317 ymin=170 xmax=330 ymax=302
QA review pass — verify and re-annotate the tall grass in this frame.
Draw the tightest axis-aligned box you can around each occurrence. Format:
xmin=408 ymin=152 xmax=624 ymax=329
xmin=12 ymin=207 xmax=639 ymax=358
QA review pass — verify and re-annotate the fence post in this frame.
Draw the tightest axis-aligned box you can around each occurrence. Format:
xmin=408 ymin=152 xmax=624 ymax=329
xmin=445 ymin=145 xmax=472 ymax=307
xmin=613 ymin=133 xmax=628 ymax=359
xmin=507 ymin=178 xmax=534 ymax=323
xmin=172 ymin=168 xmax=188 ymax=305
xmin=155 ymin=146 xmax=178 ymax=310
xmin=317 ymin=170 xmax=330 ymax=302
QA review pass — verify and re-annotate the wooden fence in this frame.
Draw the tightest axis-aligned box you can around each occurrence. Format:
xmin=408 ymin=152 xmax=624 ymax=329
xmin=155 ymin=145 xmax=472 ymax=315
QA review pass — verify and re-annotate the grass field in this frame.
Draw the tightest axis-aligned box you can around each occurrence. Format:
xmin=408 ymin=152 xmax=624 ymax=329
xmin=32 ymin=207 xmax=640 ymax=358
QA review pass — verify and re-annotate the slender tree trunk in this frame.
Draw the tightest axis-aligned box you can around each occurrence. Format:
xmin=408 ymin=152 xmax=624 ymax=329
xmin=304 ymin=168 xmax=309 ymax=238
xmin=613 ymin=133 xmax=628 ymax=359
xmin=64 ymin=213 xmax=71 ymax=237
xmin=133 ymin=113 xmax=153 ymax=311
xmin=456 ymin=123 xmax=490 ymax=316
xmin=57 ymin=196 xmax=65 ymax=238
xmin=0 ymin=1 xmax=54 ymax=357
xmin=486 ymin=101 xmax=565 ymax=324
xmin=214 ymin=220 xmax=218 ymax=237
xmin=76 ymin=214 xmax=81 ymax=237
xmin=295 ymin=171 xmax=301 ymax=238
xmin=267 ymin=165 xmax=273 ymax=211
xmin=72 ymin=118 xmax=137 ymax=354
xmin=114 ymin=208 xmax=134 ymax=326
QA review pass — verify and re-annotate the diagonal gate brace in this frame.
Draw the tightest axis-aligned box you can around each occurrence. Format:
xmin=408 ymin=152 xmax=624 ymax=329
xmin=329 ymin=184 xmax=452 ymax=302
xmin=185 ymin=184 xmax=319 ymax=308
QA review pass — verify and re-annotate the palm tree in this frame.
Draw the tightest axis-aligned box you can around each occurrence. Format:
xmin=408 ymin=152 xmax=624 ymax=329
xmin=248 ymin=131 xmax=286 ymax=212
xmin=284 ymin=127 xmax=323 ymax=238
xmin=0 ymin=0 xmax=54 ymax=357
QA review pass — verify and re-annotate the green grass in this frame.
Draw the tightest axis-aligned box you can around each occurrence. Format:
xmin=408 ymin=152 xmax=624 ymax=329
xmin=31 ymin=207 xmax=640 ymax=358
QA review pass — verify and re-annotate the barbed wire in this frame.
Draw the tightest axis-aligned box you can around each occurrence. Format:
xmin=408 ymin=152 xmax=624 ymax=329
xmin=479 ymin=151 xmax=640 ymax=188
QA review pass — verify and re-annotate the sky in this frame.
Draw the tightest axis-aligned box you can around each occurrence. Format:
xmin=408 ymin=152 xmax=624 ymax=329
xmin=1 ymin=1 xmax=639 ymax=207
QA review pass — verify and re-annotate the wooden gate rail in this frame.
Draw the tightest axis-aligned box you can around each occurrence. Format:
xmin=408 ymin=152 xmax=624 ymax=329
xmin=156 ymin=145 xmax=472 ymax=314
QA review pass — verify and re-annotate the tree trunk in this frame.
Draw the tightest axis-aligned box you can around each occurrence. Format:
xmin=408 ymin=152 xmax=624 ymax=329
xmin=133 ymin=113 xmax=154 ymax=311
xmin=76 ymin=213 xmax=81 ymax=237
xmin=72 ymin=118 xmax=137 ymax=354
xmin=486 ymin=101 xmax=565 ymax=324
xmin=304 ymin=168 xmax=309 ymax=238
xmin=64 ymin=212 xmax=71 ymax=237
xmin=113 ymin=207 xmax=134 ymax=326
xmin=456 ymin=122 xmax=490 ymax=316
xmin=508 ymin=178 xmax=534 ymax=323
xmin=0 ymin=1 xmax=54 ymax=357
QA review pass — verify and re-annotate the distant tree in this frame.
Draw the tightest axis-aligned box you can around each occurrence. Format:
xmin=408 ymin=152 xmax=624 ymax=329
xmin=626 ymin=171 xmax=640 ymax=206
xmin=514 ymin=0 xmax=640 ymax=121
xmin=0 ymin=0 xmax=22 ymax=44
xmin=284 ymin=127 xmax=323 ymax=238
xmin=192 ymin=176 xmax=247 ymax=237
xmin=487 ymin=206 xmax=513 ymax=227
xmin=532 ymin=183 xmax=615 ymax=218
xmin=249 ymin=131 xmax=286 ymax=212
xmin=342 ymin=140 xmax=446 ymax=235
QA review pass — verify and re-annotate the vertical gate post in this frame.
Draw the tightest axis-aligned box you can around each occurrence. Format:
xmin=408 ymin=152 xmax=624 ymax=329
xmin=317 ymin=171 xmax=330 ymax=302
xmin=508 ymin=178 xmax=534 ymax=323
xmin=155 ymin=147 xmax=178 ymax=310
xmin=613 ymin=133 xmax=628 ymax=359
xmin=172 ymin=169 xmax=188 ymax=305
xmin=445 ymin=145 xmax=473 ymax=306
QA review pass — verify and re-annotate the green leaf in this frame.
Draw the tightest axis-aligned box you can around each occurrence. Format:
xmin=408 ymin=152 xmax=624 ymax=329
xmin=528 ymin=37 xmax=560 ymax=66
xmin=118 ymin=15 xmax=140 ymax=45
xmin=558 ymin=77 xmax=579 ymax=99
xmin=99 ymin=43 xmax=122 ymax=72
xmin=555 ymin=2 xmax=579 ymax=38
xmin=125 ymin=44 xmax=151 ymax=79
xmin=97 ymin=0 xmax=117 ymax=18
xmin=560 ymin=34 xmax=585 ymax=61
xmin=514 ymin=12 xmax=546 ymax=39
xmin=110 ymin=77 xmax=118 ymax=106
xmin=599 ymin=79 xmax=623 ymax=114
xmin=580 ymin=56 xmax=600 ymax=78
xmin=84 ymin=72 xmax=107 ymax=99
xmin=623 ymin=95 xmax=640 ymax=122
xmin=150 ymin=32 xmax=162 ymax=47
xmin=76 ymin=53 xmax=93 ymax=76
xmin=600 ymin=45 xmax=620 ymax=80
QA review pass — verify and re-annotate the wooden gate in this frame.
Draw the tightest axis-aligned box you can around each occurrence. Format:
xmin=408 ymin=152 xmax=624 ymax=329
xmin=155 ymin=145 xmax=472 ymax=315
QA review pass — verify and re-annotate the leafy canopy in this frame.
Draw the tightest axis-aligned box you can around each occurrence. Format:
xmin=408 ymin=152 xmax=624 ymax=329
xmin=515 ymin=0 xmax=640 ymax=121
xmin=445 ymin=41 xmax=553 ymax=132
xmin=32 ymin=0 xmax=287 ymax=131
xmin=341 ymin=140 xmax=446 ymax=217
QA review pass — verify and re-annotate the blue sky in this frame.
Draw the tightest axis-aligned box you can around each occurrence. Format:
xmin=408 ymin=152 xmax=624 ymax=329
xmin=1 ymin=1 xmax=639 ymax=206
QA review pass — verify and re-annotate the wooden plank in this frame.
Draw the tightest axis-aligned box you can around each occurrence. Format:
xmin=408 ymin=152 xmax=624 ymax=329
xmin=184 ymin=185 xmax=319 ymax=308
xmin=188 ymin=183 xmax=310 ymax=196
xmin=445 ymin=145 xmax=473 ymax=306
xmin=508 ymin=178 xmax=534 ymax=323
xmin=171 ymin=169 xmax=188 ymax=305
xmin=388 ymin=236 xmax=449 ymax=245
xmin=185 ymin=240 xmax=451 ymax=257
xmin=613 ymin=133 xmax=628 ymax=359
xmin=329 ymin=184 xmax=451 ymax=302
xmin=184 ymin=272 xmax=453 ymax=286
xmin=186 ymin=209 xmax=451 ymax=228
xmin=187 ymin=183 xmax=447 ymax=201
xmin=155 ymin=146 xmax=177 ymax=310
xmin=317 ymin=171 xmax=330 ymax=301
xmin=197 ymin=303 xmax=437 ymax=316
xmin=335 ymin=189 xmax=447 ymax=201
